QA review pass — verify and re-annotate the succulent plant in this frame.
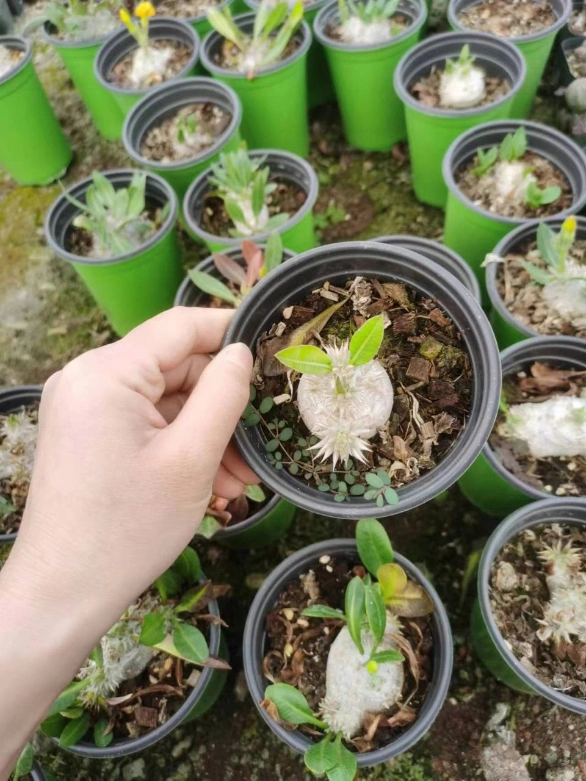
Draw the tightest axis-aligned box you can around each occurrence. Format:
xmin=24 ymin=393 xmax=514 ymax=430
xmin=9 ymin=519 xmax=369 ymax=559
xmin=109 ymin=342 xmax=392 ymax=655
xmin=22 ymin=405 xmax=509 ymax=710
xmin=439 ymin=44 xmax=486 ymax=110
xmin=537 ymin=537 xmax=586 ymax=646
xmin=336 ymin=0 xmax=403 ymax=45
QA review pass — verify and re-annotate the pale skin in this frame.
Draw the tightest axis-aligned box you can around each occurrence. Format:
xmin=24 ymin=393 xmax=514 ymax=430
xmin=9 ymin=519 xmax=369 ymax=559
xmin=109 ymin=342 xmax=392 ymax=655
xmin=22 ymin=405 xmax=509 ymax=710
xmin=0 ymin=307 xmax=255 ymax=779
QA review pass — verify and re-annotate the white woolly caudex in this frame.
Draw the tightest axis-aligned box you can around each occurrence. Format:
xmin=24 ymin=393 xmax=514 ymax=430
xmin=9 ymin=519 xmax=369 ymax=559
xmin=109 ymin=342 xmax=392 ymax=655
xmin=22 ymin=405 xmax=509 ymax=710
xmin=537 ymin=534 xmax=586 ymax=645
xmin=208 ymin=145 xmax=291 ymax=237
xmin=276 ymin=315 xmax=393 ymax=467
xmin=264 ymin=520 xmax=435 ymax=781
xmin=0 ymin=409 xmax=37 ymax=519
xmin=337 ymin=0 xmax=404 ymax=45
xmin=439 ymin=44 xmax=486 ymax=110
xmin=119 ymin=3 xmax=175 ymax=88
xmin=24 ymin=0 xmax=119 ymax=44
xmin=471 ymin=127 xmax=562 ymax=211
xmin=504 ymin=395 xmax=586 ymax=459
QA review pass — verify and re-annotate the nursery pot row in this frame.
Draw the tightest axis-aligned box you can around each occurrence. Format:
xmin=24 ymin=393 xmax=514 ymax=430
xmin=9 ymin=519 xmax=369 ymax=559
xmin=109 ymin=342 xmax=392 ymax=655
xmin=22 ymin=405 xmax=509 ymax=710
xmin=0 ymin=36 xmax=71 ymax=185
xmin=243 ymin=538 xmax=453 ymax=764
xmin=458 ymin=335 xmax=586 ymax=517
xmin=223 ymin=240 xmax=501 ymax=519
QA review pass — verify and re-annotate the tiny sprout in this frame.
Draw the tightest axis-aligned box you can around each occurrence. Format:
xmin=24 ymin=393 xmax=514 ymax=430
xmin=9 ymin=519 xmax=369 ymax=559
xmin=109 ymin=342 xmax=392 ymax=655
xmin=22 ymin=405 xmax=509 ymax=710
xmin=472 ymin=127 xmax=527 ymax=178
xmin=337 ymin=0 xmax=402 ymax=44
xmin=520 ymin=218 xmax=582 ymax=286
xmin=445 ymin=43 xmax=475 ymax=75
xmin=524 ymin=180 xmax=562 ymax=210
xmin=176 ymin=112 xmax=198 ymax=144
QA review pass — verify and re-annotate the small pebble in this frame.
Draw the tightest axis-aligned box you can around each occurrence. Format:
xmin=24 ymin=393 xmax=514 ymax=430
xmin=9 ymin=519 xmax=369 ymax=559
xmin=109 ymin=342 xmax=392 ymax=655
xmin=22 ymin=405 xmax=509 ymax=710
xmin=319 ymin=555 xmax=331 ymax=564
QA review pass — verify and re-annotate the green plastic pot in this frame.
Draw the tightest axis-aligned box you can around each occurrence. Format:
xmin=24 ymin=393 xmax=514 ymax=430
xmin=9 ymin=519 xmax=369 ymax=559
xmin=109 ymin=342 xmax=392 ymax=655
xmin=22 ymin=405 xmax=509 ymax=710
xmin=0 ymin=36 xmax=72 ymax=185
xmin=203 ymin=495 xmax=297 ymax=548
xmin=443 ymin=120 xmax=586 ymax=302
xmin=45 ymin=170 xmax=183 ymax=337
xmin=123 ymin=77 xmax=242 ymax=202
xmin=486 ymin=216 xmax=586 ymax=348
xmin=394 ymin=31 xmax=526 ymax=208
xmin=473 ymin=498 xmax=586 ymax=709
xmin=94 ymin=18 xmax=200 ymax=117
xmin=183 ymin=149 xmax=319 ymax=252
xmin=201 ymin=14 xmax=311 ymax=155
xmin=458 ymin=335 xmax=586 ymax=517
xmin=314 ymin=0 xmax=427 ymax=152
xmin=43 ymin=22 xmax=125 ymax=141
xmin=448 ymin=0 xmax=572 ymax=119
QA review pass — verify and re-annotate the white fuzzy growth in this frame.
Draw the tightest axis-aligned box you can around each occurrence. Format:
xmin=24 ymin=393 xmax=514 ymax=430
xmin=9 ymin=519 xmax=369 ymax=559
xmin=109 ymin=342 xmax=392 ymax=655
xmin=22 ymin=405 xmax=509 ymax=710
xmin=128 ymin=45 xmax=174 ymax=88
xmin=296 ymin=342 xmax=394 ymax=467
xmin=537 ymin=540 xmax=586 ymax=644
xmin=0 ymin=410 xmax=37 ymax=487
xmin=320 ymin=615 xmax=404 ymax=739
xmin=0 ymin=44 xmax=19 ymax=79
xmin=338 ymin=17 xmax=393 ymax=45
xmin=439 ymin=65 xmax=486 ymax=109
xmin=232 ymin=198 xmax=270 ymax=236
xmin=492 ymin=160 xmax=535 ymax=205
xmin=172 ymin=128 xmax=214 ymax=159
xmin=542 ymin=261 xmax=586 ymax=325
xmin=506 ymin=396 xmax=586 ymax=458
xmin=235 ymin=42 xmax=272 ymax=75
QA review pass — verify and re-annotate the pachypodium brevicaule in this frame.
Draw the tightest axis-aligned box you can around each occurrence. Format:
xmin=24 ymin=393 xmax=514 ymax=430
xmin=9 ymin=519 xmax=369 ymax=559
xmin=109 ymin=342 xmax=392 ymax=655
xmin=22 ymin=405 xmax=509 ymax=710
xmin=0 ymin=409 xmax=37 ymax=526
xmin=439 ymin=45 xmax=486 ymax=109
xmin=335 ymin=0 xmax=405 ymax=46
xmin=119 ymin=2 xmax=174 ymax=88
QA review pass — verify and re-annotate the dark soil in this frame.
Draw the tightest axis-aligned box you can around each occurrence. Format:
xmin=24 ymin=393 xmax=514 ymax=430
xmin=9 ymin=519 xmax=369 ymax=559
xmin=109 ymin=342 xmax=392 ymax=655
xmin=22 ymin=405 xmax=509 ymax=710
xmin=201 ymin=178 xmax=306 ymax=237
xmin=456 ymin=151 xmax=572 ymax=219
xmin=108 ymin=40 xmax=192 ymax=89
xmin=263 ymin=555 xmax=433 ymax=752
xmin=458 ymin=0 xmax=557 ymax=37
xmin=411 ymin=68 xmax=511 ymax=109
xmin=154 ymin=0 xmax=220 ymax=18
xmin=250 ymin=275 xmax=472 ymax=498
xmin=490 ymin=361 xmax=586 ymax=496
xmin=214 ymin=38 xmax=300 ymax=73
xmin=495 ymin=238 xmax=586 ymax=338
xmin=326 ymin=14 xmax=409 ymax=42
xmin=490 ymin=523 xmax=586 ymax=698
xmin=140 ymin=103 xmax=232 ymax=163
xmin=0 ymin=404 xmax=38 ymax=537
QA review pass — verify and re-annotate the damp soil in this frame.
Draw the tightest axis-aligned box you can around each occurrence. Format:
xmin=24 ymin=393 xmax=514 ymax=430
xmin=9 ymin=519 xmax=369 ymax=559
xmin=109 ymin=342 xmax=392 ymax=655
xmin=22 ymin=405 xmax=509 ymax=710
xmin=250 ymin=275 xmax=473 ymax=497
xmin=490 ymin=523 xmax=586 ymax=699
xmin=411 ymin=68 xmax=511 ymax=109
xmin=456 ymin=151 xmax=572 ymax=219
xmin=326 ymin=14 xmax=410 ymax=42
xmin=140 ymin=103 xmax=232 ymax=164
xmin=155 ymin=0 xmax=220 ymax=18
xmin=262 ymin=554 xmax=433 ymax=752
xmin=490 ymin=361 xmax=586 ymax=497
xmin=0 ymin=404 xmax=38 ymax=537
xmin=66 ymin=202 xmax=164 ymax=259
xmin=201 ymin=178 xmax=306 ymax=238
xmin=108 ymin=40 xmax=192 ymax=90
xmin=457 ymin=0 xmax=557 ymax=38
xmin=214 ymin=37 xmax=300 ymax=73
xmin=495 ymin=238 xmax=586 ymax=339
xmin=567 ymin=43 xmax=586 ymax=78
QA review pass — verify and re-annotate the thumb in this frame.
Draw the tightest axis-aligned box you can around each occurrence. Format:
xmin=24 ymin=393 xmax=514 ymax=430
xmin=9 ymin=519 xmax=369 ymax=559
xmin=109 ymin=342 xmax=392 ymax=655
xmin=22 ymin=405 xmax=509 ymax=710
xmin=166 ymin=342 xmax=253 ymax=473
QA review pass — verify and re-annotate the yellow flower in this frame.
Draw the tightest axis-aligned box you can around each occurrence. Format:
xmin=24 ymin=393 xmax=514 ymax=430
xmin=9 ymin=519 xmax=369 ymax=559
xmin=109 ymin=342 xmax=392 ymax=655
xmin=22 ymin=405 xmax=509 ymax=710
xmin=119 ymin=7 xmax=131 ymax=24
xmin=134 ymin=1 xmax=155 ymax=19
xmin=563 ymin=215 xmax=577 ymax=233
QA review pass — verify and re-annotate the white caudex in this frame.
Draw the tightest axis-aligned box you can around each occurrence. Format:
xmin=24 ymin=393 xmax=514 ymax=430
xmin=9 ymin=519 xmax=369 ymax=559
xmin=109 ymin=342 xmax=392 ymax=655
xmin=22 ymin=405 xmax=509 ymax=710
xmin=542 ymin=268 xmax=586 ymax=324
xmin=505 ymin=395 xmax=586 ymax=459
xmin=0 ymin=410 xmax=37 ymax=488
xmin=439 ymin=45 xmax=486 ymax=110
xmin=537 ymin=537 xmax=586 ymax=645
xmin=127 ymin=45 xmax=174 ymax=87
xmin=338 ymin=16 xmax=393 ymax=45
xmin=492 ymin=160 xmax=536 ymax=205
xmin=320 ymin=615 xmax=404 ymax=739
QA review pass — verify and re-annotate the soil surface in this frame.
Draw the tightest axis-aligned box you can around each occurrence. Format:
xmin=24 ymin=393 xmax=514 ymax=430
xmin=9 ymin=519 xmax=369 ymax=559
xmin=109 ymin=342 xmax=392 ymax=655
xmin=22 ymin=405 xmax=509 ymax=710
xmin=108 ymin=40 xmax=192 ymax=89
xmin=214 ymin=37 xmax=299 ymax=73
xmin=456 ymin=151 xmax=572 ymax=219
xmin=567 ymin=43 xmax=586 ymax=78
xmin=0 ymin=404 xmax=37 ymax=536
xmin=264 ymin=555 xmax=433 ymax=752
xmin=491 ymin=523 xmax=586 ymax=698
xmin=155 ymin=0 xmax=220 ymax=18
xmin=495 ymin=239 xmax=586 ymax=338
xmin=569 ymin=8 xmax=586 ymax=35
xmin=250 ymin=276 xmax=472 ymax=501
xmin=457 ymin=0 xmax=557 ymax=37
xmin=490 ymin=361 xmax=586 ymax=497
xmin=201 ymin=178 xmax=306 ymax=237
xmin=140 ymin=103 xmax=232 ymax=163
xmin=411 ymin=68 xmax=511 ymax=109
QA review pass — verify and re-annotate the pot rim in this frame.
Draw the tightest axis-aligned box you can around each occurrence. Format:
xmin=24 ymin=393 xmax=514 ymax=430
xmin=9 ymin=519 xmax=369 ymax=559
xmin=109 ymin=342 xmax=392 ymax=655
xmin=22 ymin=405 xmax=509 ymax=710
xmin=0 ymin=35 xmax=31 ymax=87
xmin=42 ymin=18 xmax=121 ymax=49
xmin=447 ymin=0 xmax=573 ymax=43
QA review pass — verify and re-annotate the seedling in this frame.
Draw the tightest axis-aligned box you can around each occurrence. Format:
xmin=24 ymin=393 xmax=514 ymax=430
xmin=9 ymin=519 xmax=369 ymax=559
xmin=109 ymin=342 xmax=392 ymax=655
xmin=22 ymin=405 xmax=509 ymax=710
xmin=276 ymin=315 xmax=394 ymax=467
xmin=336 ymin=0 xmax=403 ymax=44
xmin=119 ymin=2 xmax=155 ymax=50
xmin=439 ymin=44 xmax=486 ymax=109
xmin=265 ymin=519 xmax=434 ymax=781
xmin=188 ymin=233 xmax=284 ymax=306
xmin=472 ymin=126 xmax=527 ymax=176
xmin=119 ymin=3 xmax=177 ymax=87
xmin=208 ymin=145 xmax=290 ymax=237
xmin=524 ymin=180 xmax=563 ymax=209
xmin=537 ymin=537 xmax=586 ymax=646
xmin=25 ymin=0 xmax=119 ymax=43
xmin=207 ymin=0 xmax=304 ymax=78
xmin=65 ymin=171 xmax=163 ymax=259
xmin=177 ymin=112 xmax=199 ymax=144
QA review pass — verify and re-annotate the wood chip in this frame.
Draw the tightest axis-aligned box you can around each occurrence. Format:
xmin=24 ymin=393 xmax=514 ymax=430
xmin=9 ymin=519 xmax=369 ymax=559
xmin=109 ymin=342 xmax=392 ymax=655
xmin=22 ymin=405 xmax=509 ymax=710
xmin=134 ymin=706 xmax=159 ymax=729
xmin=428 ymin=308 xmax=451 ymax=327
xmin=393 ymin=312 xmax=417 ymax=336
xmin=406 ymin=356 xmax=431 ymax=383
xmin=320 ymin=289 xmax=339 ymax=302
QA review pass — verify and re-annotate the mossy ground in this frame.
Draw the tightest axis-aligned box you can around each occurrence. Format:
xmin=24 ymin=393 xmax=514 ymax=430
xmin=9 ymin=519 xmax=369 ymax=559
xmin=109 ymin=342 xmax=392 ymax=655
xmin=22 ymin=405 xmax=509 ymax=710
xmin=1 ymin=13 xmax=585 ymax=781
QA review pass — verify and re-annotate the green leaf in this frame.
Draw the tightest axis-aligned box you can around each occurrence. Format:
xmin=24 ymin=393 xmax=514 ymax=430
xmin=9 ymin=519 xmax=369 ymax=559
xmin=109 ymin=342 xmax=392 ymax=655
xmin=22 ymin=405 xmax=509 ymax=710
xmin=175 ymin=581 xmax=212 ymax=614
xmin=0 ymin=495 xmax=16 ymax=519
xmin=94 ymin=718 xmax=114 ymax=748
xmin=259 ymin=396 xmax=274 ymax=413
xmin=197 ymin=514 xmax=223 ymax=539
xmin=345 ymin=576 xmax=366 ymax=655
xmin=326 ymin=735 xmax=358 ymax=781
xmin=265 ymin=439 xmax=280 ymax=452
xmin=377 ymin=562 xmax=407 ymax=601
xmin=264 ymin=683 xmax=327 ymax=728
xmin=364 ymin=472 xmax=384 ymax=489
xmin=48 ymin=679 xmax=87 ymax=718
xmin=264 ymin=232 xmax=284 ymax=273
xmin=384 ymin=487 xmax=399 ymax=505
xmin=536 ymin=220 xmax=558 ymax=267
xmin=519 ymin=260 xmax=552 ymax=286
xmin=188 ymin=269 xmax=239 ymax=306
xmin=40 ymin=713 xmax=68 ymax=738
xmin=173 ymin=548 xmax=202 ymax=587
xmin=276 ymin=345 xmax=333 ymax=375
xmin=246 ymin=484 xmax=266 ymax=502
xmin=13 ymin=743 xmax=34 ymax=780
xmin=348 ymin=315 xmax=384 ymax=366
xmin=206 ymin=5 xmax=246 ymax=48
xmin=172 ymin=622 xmax=209 ymax=664
xmin=59 ymin=711 xmax=91 ymax=748
xmin=304 ymin=735 xmax=337 ymax=774
xmin=365 ymin=583 xmax=386 ymax=648
xmin=370 ymin=649 xmax=405 ymax=664
xmin=302 ymin=605 xmax=346 ymax=620
xmin=356 ymin=519 xmax=394 ymax=575
xmin=140 ymin=612 xmax=167 ymax=646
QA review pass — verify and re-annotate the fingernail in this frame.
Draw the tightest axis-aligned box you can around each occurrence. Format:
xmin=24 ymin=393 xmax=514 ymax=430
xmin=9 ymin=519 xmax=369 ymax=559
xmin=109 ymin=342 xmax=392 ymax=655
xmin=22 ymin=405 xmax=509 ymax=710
xmin=222 ymin=342 xmax=252 ymax=369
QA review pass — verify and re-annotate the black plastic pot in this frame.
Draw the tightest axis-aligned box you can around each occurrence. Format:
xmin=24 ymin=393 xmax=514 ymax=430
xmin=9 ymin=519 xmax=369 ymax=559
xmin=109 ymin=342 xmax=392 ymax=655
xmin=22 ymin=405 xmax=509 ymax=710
xmin=0 ymin=385 xmax=43 ymax=545
xmin=223 ymin=241 xmax=501 ymax=519
xmin=458 ymin=336 xmax=586 ymax=517
xmin=486 ymin=216 xmax=586 ymax=348
xmin=243 ymin=538 xmax=453 ymax=765
xmin=560 ymin=36 xmax=586 ymax=86
xmin=182 ymin=149 xmax=319 ymax=253
xmin=122 ymin=77 xmax=242 ymax=202
xmin=174 ymin=245 xmax=296 ymax=307
xmin=30 ymin=763 xmax=47 ymax=781
xmin=62 ymin=573 xmax=226 ymax=757
xmin=372 ymin=234 xmax=481 ymax=302
xmin=94 ymin=18 xmax=199 ymax=113
xmin=475 ymin=498 xmax=586 ymax=711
